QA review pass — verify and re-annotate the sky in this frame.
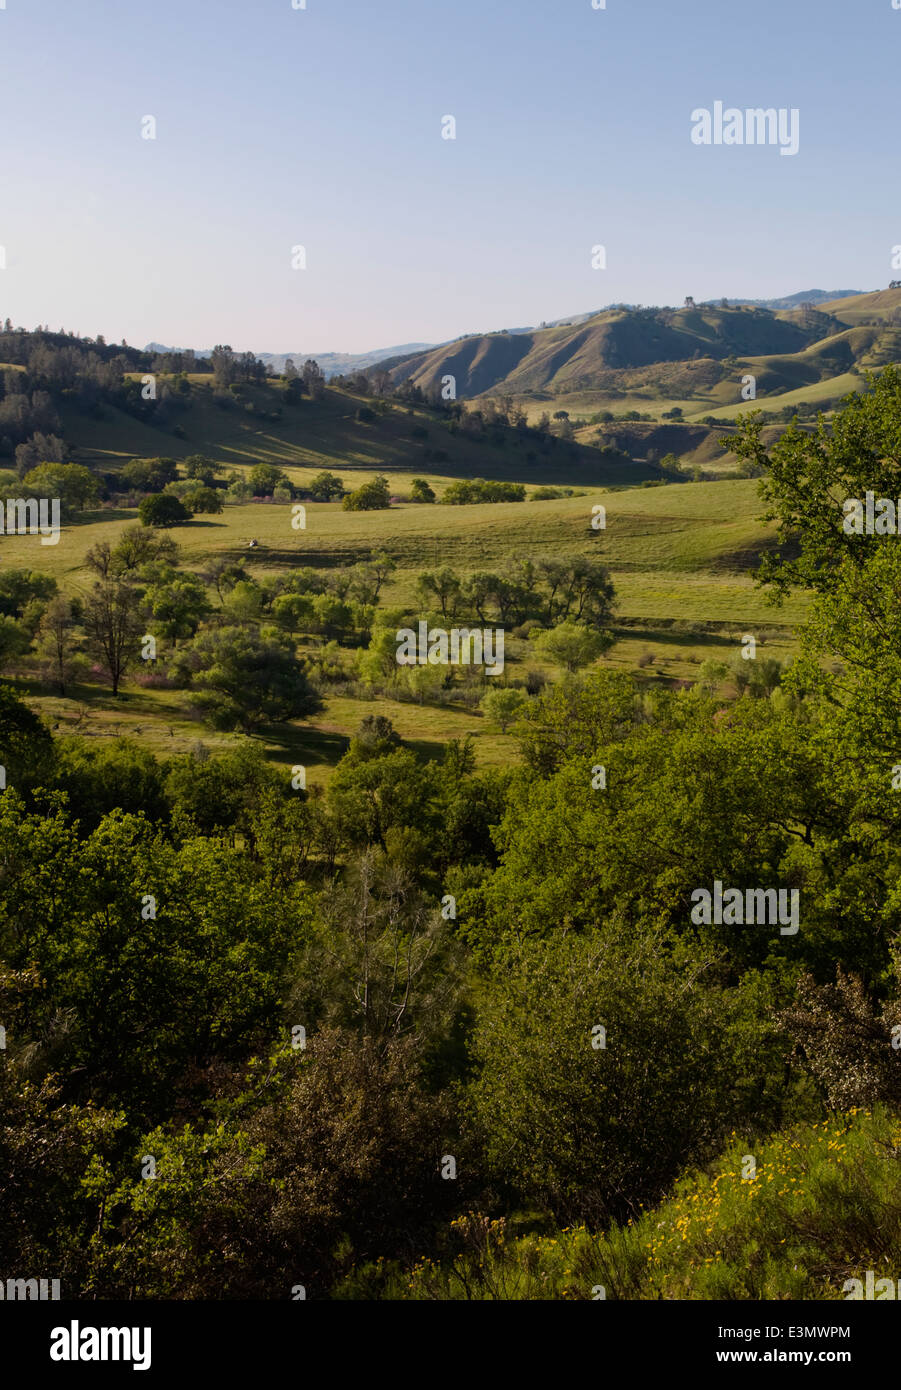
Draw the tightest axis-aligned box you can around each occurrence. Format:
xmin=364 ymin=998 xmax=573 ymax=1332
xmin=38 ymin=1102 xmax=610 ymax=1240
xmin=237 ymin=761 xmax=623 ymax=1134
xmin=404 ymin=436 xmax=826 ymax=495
xmin=0 ymin=0 xmax=896 ymax=354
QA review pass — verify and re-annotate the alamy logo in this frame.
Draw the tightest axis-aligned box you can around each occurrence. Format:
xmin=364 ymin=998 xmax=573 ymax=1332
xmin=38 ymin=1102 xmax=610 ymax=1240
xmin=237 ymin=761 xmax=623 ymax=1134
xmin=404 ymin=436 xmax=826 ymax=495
xmin=691 ymin=102 xmax=799 ymax=157
xmin=690 ymin=881 xmax=799 ymax=935
xmin=842 ymin=492 xmax=901 ymax=534
xmin=843 ymin=1271 xmax=901 ymax=1299
xmin=0 ymin=498 xmax=61 ymax=545
xmin=396 ymin=621 xmax=504 ymax=675
xmin=50 ymin=1321 xmax=151 ymax=1371
xmin=0 ymin=1277 xmax=60 ymax=1299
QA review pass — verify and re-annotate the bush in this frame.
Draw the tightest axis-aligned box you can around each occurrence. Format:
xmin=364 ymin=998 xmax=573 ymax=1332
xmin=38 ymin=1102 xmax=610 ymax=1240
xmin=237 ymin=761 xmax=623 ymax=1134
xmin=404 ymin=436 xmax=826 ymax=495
xmin=443 ymin=478 xmax=526 ymax=505
xmin=249 ymin=463 xmax=289 ymax=496
xmin=138 ymin=493 xmax=191 ymax=527
xmin=85 ymin=1029 xmax=458 ymax=1298
xmin=781 ymin=969 xmax=901 ymax=1111
xmin=532 ymin=621 xmax=610 ymax=672
xmin=307 ymin=470 xmax=344 ymax=502
xmin=480 ymin=687 xmax=528 ymax=732
xmin=410 ymin=478 xmax=436 ymax=503
xmin=184 ymin=486 xmax=223 ymax=514
xmin=21 ymin=462 xmax=100 ymax=516
xmin=467 ymin=927 xmax=792 ymax=1225
xmin=120 ymin=457 xmax=178 ymax=494
xmin=342 ymin=475 xmax=391 ymax=511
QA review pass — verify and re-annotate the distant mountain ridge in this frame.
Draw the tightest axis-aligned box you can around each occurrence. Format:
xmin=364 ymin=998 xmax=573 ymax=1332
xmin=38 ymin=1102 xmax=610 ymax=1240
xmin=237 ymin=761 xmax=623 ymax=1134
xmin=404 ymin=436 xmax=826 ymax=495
xmin=717 ymin=289 xmax=864 ymax=311
xmin=504 ymin=293 xmax=866 ymax=329
xmin=143 ymin=293 xmax=866 ymax=381
xmin=143 ymin=342 xmax=434 ymax=379
xmin=384 ymin=289 xmax=900 ymax=407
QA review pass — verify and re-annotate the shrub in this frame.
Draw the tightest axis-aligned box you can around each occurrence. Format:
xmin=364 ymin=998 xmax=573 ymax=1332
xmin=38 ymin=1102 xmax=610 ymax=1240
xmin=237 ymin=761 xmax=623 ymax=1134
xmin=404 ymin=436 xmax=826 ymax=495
xmin=532 ymin=621 xmax=610 ymax=672
xmin=467 ymin=927 xmax=792 ymax=1225
xmin=249 ymin=463 xmax=289 ymax=496
xmin=307 ymin=470 xmax=344 ymax=501
xmin=443 ymin=478 xmax=526 ymax=505
xmin=138 ymin=493 xmax=191 ymax=527
xmin=531 ymin=486 xmax=575 ymax=501
xmin=184 ymin=486 xmax=224 ymax=514
xmin=120 ymin=457 xmax=178 ymax=493
xmin=342 ymin=475 xmax=391 ymax=511
xmin=410 ymin=478 xmax=436 ymax=503
xmin=480 ymin=687 xmax=528 ymax=732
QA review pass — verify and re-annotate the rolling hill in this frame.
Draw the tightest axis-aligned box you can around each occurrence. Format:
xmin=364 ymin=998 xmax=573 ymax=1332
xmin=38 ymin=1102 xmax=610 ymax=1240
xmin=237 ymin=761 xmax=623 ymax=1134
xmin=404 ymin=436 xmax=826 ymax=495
xmin=386 ymin=290 xmax=901 ymax=424
xmin=387 ymin=303 xmax=827 ymax=398
xmin=52 ymin=379 xmax=653 ymax=488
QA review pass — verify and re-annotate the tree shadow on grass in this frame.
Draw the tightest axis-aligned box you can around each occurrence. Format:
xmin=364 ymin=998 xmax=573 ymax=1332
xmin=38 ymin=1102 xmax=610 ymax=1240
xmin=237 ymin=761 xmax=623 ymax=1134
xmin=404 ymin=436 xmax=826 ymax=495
xmin=264 ymin=723 xmax=450 ymax=769
xmin=70 ymin=508 xmax=136 ymax=524
xmin=611 ymin=624 xmax=761 ymax=651
xmin=403 ymin=737 xmax=447 ymax=764
xmin=15 ymin=676 xmax=165 ymax=711
xmin=263 ymin=724 xmax=350 ymax=767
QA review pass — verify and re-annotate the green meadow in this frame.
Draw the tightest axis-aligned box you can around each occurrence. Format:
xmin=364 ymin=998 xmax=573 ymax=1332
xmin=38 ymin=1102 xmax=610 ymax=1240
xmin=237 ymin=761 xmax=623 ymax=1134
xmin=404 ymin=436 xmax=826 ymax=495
xmin=7 ymin=472 xmax=802 ymax=780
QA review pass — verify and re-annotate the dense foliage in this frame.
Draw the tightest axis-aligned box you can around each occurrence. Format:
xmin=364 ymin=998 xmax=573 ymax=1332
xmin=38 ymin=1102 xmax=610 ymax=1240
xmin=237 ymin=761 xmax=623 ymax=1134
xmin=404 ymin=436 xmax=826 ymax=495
xmin=4 ymin=372 xmax=901 ymax=1299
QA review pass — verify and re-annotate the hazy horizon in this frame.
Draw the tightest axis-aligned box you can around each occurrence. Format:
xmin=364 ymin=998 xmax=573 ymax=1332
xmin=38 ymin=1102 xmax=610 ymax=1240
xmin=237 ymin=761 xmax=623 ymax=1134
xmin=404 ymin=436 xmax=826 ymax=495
xmin=132 ymin=285 xmax=868 ymax=361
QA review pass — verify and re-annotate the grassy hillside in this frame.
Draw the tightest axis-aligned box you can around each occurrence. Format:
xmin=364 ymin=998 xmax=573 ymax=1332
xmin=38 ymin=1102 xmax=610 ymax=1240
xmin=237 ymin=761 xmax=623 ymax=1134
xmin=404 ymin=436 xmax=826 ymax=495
xmin=699 ymin=372 xmax=864 ymax=422
xmin=54 ymin=380 xmax=649 ymax=488
xmin=822 ymin=286 xmax=901 ymax=325
xmin=390 ymin=303 xmax=823 ymax=399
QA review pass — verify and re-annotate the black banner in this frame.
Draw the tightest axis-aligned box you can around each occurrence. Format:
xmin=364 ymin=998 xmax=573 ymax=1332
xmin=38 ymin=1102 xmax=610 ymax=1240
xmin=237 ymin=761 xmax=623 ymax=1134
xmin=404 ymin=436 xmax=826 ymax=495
xmin=0 ymin=1300 xmax=892 ymax=1378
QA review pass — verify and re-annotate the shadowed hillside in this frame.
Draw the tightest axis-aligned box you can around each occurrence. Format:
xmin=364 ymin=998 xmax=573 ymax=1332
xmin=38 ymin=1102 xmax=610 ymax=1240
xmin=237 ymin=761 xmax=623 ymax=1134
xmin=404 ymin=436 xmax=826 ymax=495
xmin=388 ymin=302 xmax=832 ymax=398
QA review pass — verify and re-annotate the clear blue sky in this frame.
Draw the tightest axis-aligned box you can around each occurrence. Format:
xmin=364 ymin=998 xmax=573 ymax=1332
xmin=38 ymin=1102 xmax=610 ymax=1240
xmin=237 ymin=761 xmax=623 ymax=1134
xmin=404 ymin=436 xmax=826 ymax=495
xmin=0 ymin=0 xmax=895 ymax=353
